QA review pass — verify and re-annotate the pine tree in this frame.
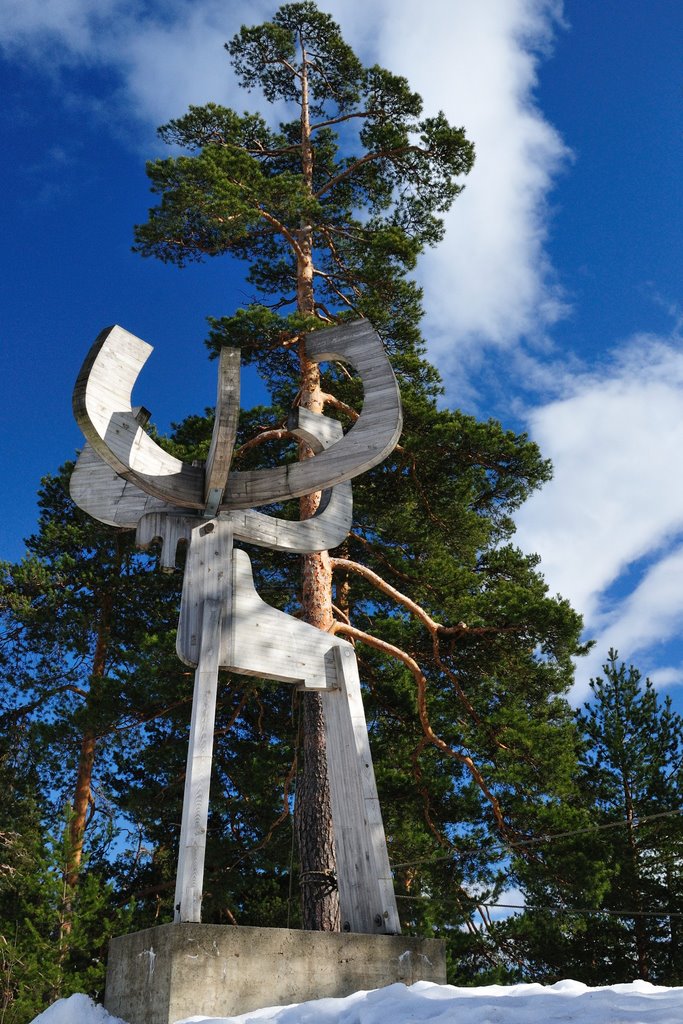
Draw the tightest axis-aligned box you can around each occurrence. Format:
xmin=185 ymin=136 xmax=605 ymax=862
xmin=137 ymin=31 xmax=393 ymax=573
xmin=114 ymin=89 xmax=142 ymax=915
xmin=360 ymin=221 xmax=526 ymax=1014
xmin=578 ymin=652 xmax=683 ymax=982
xmin=132 ymin=1 xmax=585 ymax=938
xmin=0 ymin=468 xmax=179 ymax=969
xmin=503 ymin=652 xmax=683 ymax=985
xmin=133 ymin=0 xmax=476 ymax=930
xmin=2 ymin=2 xmax=588 ymax=966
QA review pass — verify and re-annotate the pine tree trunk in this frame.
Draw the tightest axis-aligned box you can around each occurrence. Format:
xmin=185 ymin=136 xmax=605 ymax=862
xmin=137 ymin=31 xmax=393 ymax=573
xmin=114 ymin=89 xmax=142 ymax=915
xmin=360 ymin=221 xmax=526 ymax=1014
xmin=60 ymin=585 xmax=112 ymax=941
xmin=291 ymin=42 xmax=341 ymax=930
xmin=622 ymin=775 xmax=649 ymax=980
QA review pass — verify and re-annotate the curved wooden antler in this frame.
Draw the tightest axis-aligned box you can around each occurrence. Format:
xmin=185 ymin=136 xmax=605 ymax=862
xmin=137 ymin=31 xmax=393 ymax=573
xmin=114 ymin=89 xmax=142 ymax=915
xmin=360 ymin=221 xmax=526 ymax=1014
xmin=72 ymin=325 xmax=204 ymax=507
xmin=72 ymin=320 xmax=402 ymax=511
xmin=72 ymin=410 xmax=353 ymax=554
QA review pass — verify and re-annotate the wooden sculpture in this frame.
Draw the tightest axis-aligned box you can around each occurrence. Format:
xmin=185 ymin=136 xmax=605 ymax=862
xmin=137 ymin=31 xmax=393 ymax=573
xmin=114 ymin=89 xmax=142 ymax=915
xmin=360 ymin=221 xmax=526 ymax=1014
xmin=70 ymin=319 xmax=402 ymax=935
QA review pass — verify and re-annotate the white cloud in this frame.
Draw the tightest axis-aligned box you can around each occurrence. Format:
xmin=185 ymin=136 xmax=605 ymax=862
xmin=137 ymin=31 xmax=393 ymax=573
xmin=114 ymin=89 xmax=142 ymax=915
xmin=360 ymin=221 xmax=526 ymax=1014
xmin=514 ymin=333 xmax=683 ymax=698
xmin=363 ymin=0 xmax=571 ymax=379
xmin=1 ymin=0 xmax=569 ymax=360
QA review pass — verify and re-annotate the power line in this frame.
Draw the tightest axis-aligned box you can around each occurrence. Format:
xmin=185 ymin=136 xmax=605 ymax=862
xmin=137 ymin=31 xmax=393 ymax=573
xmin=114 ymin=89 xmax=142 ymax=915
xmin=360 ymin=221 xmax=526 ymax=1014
xmin=389 ymin=807 xmax=683 ymax=871
xmin=394 ymin=894 xmax=683 ymax=921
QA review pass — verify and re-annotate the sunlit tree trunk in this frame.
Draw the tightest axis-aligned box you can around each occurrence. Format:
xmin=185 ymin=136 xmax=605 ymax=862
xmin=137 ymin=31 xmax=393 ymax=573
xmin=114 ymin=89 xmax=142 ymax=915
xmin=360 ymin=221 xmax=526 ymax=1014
xmin=293 ymin=41 xmax=341 ymax=930
xmin=60 ymin=574 xmax=113 ymax=941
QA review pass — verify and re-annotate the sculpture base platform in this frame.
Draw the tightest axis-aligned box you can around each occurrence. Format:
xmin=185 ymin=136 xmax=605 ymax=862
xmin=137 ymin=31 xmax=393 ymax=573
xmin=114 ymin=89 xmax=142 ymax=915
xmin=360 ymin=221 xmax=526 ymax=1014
xmin=104 ymin=923 xmax=446 ymax=1024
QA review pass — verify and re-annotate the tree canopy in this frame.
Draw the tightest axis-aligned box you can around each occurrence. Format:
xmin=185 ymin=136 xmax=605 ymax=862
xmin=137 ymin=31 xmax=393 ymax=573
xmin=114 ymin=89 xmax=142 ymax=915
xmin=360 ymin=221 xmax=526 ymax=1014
xmin=0 ymin=4 xmax=621 ymax=1014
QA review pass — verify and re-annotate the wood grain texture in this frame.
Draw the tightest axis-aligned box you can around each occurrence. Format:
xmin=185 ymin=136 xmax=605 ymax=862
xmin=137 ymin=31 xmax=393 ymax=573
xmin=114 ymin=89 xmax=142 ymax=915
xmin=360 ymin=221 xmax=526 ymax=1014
xmin=143 ymin=521 xmax=400 ymax=931
xmin=98 ymin=407 xmax=356 ymax=552
xmin=223 ymin=408 xmax=352 ymax=552
xmin=72 ymin=320 xmax=401 ymax=514
xmin=73 ymin=325 xmax=205 ymax=507
xmin=223 ymin=549 xmax=338 ymax=686
xmin=136 ymin=512 xmax=197 ymax=571
xmin=204 ymin=347 xmax=240 ymax=516
xmin=176 ymin=520 xmax=233 ymax=669
xmin=71 ymin=322 xmax=402 ymax=933
xmin=70 ymin=442 xmax=174 ymax=528
xmin=323 ymin=645 xmax=401 ymax=935
xmin=221 ymin=320 xmax=403 ymax=509
xmin=173 ymin=519 xmax=233 ymax=923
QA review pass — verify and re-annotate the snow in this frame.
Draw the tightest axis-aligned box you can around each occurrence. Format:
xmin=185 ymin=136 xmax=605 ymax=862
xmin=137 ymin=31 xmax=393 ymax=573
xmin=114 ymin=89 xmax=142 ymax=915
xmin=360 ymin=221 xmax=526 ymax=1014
xmin=30 ymin=980 xmax=683 ymax=1024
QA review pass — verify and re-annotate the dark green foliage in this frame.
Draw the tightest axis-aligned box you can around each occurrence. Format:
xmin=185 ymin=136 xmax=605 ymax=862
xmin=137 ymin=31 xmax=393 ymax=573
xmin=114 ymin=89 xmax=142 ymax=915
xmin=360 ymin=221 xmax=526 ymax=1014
xmin=0 ymin=467 xmax=182 ymax=817
xmin=1 ymin=1 xmax=595 ymax=996
xmin=133 ymin=2 xmax=473 ymax=362
xmin=504 ymin=652 xmax=683 ymax=985
xmin=130 ymin=0 xmax=585 ymax=972
xmin=0 ymin=470 xmax=179 ymax=1011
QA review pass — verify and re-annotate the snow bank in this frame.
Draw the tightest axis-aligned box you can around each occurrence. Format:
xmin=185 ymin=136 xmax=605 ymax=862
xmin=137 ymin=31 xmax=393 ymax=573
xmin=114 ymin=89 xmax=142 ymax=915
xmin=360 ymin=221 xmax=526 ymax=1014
xmin=30 ymin=993 xmax=128 ymax=1024
xmin=31 ymin=979 xmax=683 ymax=1024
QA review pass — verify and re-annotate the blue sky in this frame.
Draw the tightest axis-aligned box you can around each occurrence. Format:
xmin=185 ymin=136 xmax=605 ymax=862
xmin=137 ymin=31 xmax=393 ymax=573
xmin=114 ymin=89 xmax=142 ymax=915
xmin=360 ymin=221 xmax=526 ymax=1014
xmin=2 ymin=0 xmax=682 ymax=701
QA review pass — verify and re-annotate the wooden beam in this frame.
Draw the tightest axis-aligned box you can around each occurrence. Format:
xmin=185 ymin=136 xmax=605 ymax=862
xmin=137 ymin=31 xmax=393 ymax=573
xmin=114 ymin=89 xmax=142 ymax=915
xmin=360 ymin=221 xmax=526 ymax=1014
xmin=204 ymin=347 xmax=240 ymax=516
xmin=221 ymin=320 xmax=403 ymax=510
xmin=173 ymin=519 xmax=233 ymax=923
xmin=323 ymin=645 xmax=401 ymax=935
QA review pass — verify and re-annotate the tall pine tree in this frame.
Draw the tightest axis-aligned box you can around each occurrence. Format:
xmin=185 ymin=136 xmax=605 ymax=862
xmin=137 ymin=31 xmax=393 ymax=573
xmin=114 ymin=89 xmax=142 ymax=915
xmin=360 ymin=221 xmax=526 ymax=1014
xmin=133 ymin=1 xmax=585 ymax=935
xmin=504 ymin=652 xmax=683 ymax=985
xmin=134 ymin=0 xmax=474 ymax=930
xmin=0 ymin=467 xmax=178 ymax=981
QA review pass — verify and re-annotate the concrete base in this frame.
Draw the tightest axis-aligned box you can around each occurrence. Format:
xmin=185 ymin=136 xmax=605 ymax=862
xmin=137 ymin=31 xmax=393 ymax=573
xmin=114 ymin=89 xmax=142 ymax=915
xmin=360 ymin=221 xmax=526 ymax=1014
xmin=104 ymin=923 xmax=446 ymax=1024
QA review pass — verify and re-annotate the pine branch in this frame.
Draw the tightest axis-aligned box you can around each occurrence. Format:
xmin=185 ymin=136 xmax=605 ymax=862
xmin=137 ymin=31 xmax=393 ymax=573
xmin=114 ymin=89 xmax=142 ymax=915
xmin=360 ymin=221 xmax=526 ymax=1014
xmin=233 ymin=427 xmax=298 ymax=460
xmin=310 ymin=110 xmax=370 ymax=132
xmin=330 ymin=557 xmax=515 ymax=751
xmin=330 ymin=556 xmax=438 ymax=631
xmin=315 ymin=144 xmax=431 ymax=200
xmin=330 ymin=618 xmax=511 ymax=840
xmin=321 ymin=393 xmax=359 ymax=420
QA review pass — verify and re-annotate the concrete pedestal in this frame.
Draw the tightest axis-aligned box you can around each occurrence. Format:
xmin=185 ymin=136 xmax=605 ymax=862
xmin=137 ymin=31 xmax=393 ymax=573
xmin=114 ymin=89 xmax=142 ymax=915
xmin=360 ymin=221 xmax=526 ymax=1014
xmin=104 ymin=923 xmax=446 ymax=1024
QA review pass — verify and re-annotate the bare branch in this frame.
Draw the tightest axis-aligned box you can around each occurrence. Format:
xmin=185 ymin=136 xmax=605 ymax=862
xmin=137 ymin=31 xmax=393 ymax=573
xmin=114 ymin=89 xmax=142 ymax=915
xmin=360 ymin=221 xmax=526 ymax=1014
xmin=315 ymin=145 xmax=430 ymax=201
xmin=321 ymin=393 xmax=358 ymax=421
xmin=310 ymin=110 xmax=370 ymax=132
xmin=233 ymin=428 xmax=299 ymax=459
xmin=330 ymin=557 xmax=439 ymax=632
xmin=331 ymin=619 xmax=512 ymax=838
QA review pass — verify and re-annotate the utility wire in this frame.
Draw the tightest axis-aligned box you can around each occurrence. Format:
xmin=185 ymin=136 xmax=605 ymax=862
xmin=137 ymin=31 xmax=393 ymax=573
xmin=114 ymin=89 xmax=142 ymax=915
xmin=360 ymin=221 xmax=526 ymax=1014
xmin=394 ymin=894 xmax=683 ymax=921
xmin=389 ymin=806 xmax=683 ymax=871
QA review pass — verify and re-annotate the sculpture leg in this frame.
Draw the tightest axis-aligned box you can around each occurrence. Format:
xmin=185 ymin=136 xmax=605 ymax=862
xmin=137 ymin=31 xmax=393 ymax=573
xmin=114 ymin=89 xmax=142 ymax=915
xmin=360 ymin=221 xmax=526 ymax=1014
xmin=174 ymin=618 xmax=222 ymax=922
xmin=225 ymin=553 xmax=400 ymax=933
xmin=174 ymin=520 xmax=233 ymax=923
xmin=322 ymin=646 xmax=401 ymax=935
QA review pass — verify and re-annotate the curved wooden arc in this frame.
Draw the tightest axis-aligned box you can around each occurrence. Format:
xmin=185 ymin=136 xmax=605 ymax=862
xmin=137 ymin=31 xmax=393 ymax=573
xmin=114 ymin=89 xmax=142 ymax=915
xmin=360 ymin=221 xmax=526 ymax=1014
xmin=73 ymin=325 xmax=204 ymax=508
xmin=220 ymin=319 xmax=402 ymax=509
xmin=73 ymin=319 xmax=401 ymax=512
xmin=69 ymin=441 xmax=172 ymax=528
xmin=75 ymin=409 xmax=352 ymax=553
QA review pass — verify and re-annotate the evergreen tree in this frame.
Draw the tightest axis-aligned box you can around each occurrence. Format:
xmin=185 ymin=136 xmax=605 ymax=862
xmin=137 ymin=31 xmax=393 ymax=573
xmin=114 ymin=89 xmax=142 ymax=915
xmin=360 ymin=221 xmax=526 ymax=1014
xmin=2 ymin=2 xmax=587 ymax=974
xmin=504 ymin=652 xmax=683 ymax=985
xmin=133 ymin=0 xmax=585 ymax=939
xmin=578 ymin=652 xmax=683 ymax=982
xmin=134 ymin=0 xmax=474 ymax=931
xmin=0 ymin=467 xmax=178 ymax=1000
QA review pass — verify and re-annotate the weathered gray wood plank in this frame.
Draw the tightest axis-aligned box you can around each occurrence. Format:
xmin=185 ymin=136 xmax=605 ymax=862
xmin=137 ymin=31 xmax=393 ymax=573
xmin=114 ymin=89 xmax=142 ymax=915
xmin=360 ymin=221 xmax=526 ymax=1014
xmin=173 ymin=519 xmax=233 ymax=923
xmin=204 ymin=347 xmax=240 ymax=515
xmin=323 ymin=645 xmax=401 ymax=935
xmin=221 ymin=320 xmax=402 ymax=509
xmin=73 ymin=325 xmax=205 ymax=507
xmin=70 ymin=443 xmax=175 ymax=529
xmin=222 ymin=549 xmax=337 ymax=686
xmin=72 ymin=320 xmax=401 ymax=514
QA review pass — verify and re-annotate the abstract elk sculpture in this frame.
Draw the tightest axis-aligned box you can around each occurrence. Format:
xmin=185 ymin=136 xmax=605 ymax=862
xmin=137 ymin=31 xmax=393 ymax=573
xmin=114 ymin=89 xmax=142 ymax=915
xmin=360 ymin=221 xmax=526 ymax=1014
xmin=70 ymin=319 xmax=402 ymax=935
